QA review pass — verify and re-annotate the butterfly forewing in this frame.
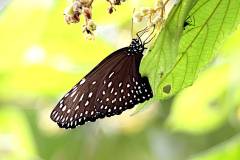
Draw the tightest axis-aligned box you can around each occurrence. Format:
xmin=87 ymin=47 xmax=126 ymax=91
xmin=50 ymin=39 xmax=153 ymax=129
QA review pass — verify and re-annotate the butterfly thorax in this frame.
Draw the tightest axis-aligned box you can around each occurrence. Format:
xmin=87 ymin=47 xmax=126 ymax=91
xmin=127 ymin=38 xmax=144 ymax=55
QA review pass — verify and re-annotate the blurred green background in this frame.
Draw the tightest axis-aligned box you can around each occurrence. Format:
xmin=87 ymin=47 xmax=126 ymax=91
xmin=1 ymin=0 xmax=240 ymax=160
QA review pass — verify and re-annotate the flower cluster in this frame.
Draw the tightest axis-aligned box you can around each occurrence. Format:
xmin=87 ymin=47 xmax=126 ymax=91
xmin=133 ymin=0 xmax=170 ymax=29
xmin=106 ymin=0 xmax=126 ymax=14
xmin=64 ymin=0 xmax=126 ymax=39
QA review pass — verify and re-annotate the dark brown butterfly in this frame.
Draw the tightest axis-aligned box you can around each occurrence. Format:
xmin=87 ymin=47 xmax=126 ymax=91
xmin=50 ymin=27 xmax=154 ymax=129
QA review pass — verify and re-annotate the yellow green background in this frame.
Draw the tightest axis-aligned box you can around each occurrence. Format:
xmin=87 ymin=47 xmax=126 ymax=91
xmin=0 ymin=0 xmax=240 ymax=160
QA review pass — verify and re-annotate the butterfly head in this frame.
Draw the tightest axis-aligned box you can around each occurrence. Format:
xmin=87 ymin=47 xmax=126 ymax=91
xmin=128 ymin=38 xmax=145 ymax=55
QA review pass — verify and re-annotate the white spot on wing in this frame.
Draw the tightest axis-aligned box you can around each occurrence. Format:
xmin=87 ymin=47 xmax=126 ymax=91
xmin=56 ymin=116 xmax=60 ymax=121
xmin=67 ymin=109 xmax=71 ymax=113
xmin=111 ymin=88 xmax=114 ymax=93
xmin=74 ymin=114 xmax=78 ymax=118
xmin=75 ymin=105 xmax=79 ymax=111
xmin=80 ymin=78 xmax=86 ymax=85
xmin=62 ymin=105 xmax=66 ymax=111
xmin=112 ymin=98 xmax=116 ymax=103
xmin=88 ymin=92 xmax=93 ymax=98
xmin=73 ymin=93 xmax=78 ymax=102
xmin=108 ymin=82 xmax=112 ymax=87
xmin=108 ymin=72 xmax=114 ymax=78
xmin=54 ymin=112 xmax=58 ymax=119
xmin=119 ymin=82 xmax=123 ymax=87
xmin=79 ymin=94 xmax=84 ymax=101
xmin=85 ymin=101 xmax=89 ymax=106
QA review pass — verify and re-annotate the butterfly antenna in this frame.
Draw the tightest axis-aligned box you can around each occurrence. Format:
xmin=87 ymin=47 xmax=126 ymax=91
xmin=131 ymin=8 xmax=135 ymax=39
xmin=144 ymin=33 xmax=156 ymax=44
xmin=136 ymin=26 xmax=150 ymax=46
xmin=143 ymin=25 xmax=156 ymax=45
xmin=136 ymin=26 xmax=149 ymax=38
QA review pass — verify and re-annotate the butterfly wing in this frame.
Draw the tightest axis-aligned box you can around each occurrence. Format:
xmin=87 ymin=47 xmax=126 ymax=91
xmin=50 ymin=48 xmax=152 ymax=129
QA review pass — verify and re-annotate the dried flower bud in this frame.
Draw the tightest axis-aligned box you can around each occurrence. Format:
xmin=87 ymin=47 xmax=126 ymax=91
xmin=106 ymin=0 xmax=126 ymax=13
xmin=134 ymin=0 xmax=170 ymax=28
xmin=152 ymin=15 xmax=161 ymax=24
xmin=83 ymin=7 xmax=92 ymax=19
xmin=141 ymin=7 xmax=151 ymax=15
xmin=108 ymin=6 xmax=115 ymax=14
xmin=155 ymin=0 xmax=163 ymax=8
xmin=133 ymin=12 xmax=143 ymax=22
xmin=64 ymin=0 xmax=126 ymax=39
xmin=64 ymin=5 xmax=81 ymax=24
xmin=79 ymin=0 xmax=91 ymax=6
xmin=72 ymin=1 xmax=82 ymax=12
xmin=109 ymin=0 xmax=120 ymax=5
xmin=87 ymin=19 xmax=96 ymax=31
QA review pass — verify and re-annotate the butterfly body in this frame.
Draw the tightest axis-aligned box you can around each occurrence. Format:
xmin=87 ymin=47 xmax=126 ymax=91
xmin=50 ymin=38 xmax=153 ymax=129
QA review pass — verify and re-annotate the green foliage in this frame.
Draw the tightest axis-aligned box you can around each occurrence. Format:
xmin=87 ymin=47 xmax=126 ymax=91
xmin=140 ymin=0 xmax=240 ymax=99
xmin=190 ymin=134 xmax=240 ymax=160
xmin=0 ymin=107 xmax=37 ymax=160
xmin=1 ymin=0 xmax=240 ymax=160
xmin=166 ymin=56 xmax=240 ymax=134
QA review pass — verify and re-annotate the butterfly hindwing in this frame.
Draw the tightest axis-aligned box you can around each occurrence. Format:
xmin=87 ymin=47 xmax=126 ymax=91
xmin=50 ymin=39 xmax=153 ymax=129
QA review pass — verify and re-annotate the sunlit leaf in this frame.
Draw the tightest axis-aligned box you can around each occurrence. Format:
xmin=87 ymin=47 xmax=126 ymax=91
xmin=166 ymin=64 xmax=232 ymax=134
xmin=140 ymin=0 xmax=240 ymax=99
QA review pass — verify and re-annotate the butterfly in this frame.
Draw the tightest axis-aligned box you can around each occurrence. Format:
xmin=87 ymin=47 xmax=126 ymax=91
xmin=50 ymin=27 xmax=154 ymax=129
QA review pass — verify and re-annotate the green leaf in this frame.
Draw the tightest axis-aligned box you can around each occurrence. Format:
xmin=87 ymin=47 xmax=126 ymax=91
xmin=166 ymin=63 xmax=236 ymax=134
xmin=140 ymin=0 xmax=240 ymax=99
